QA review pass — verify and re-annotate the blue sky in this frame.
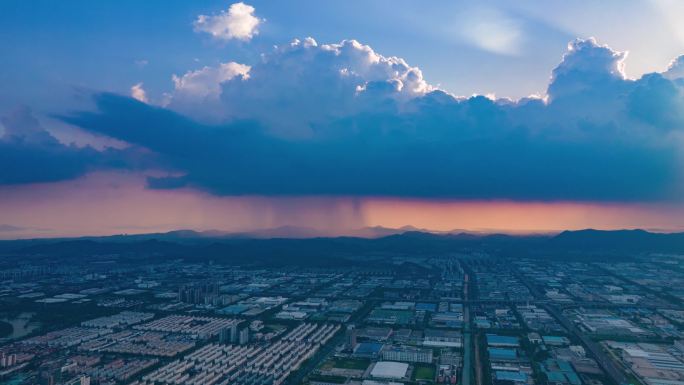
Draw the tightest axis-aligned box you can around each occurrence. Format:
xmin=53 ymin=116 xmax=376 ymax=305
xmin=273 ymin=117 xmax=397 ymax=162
xmin=3 ymin=0 xmax=684 ymax=237
xmin=3 ymin=0 xmax=684 ymax=113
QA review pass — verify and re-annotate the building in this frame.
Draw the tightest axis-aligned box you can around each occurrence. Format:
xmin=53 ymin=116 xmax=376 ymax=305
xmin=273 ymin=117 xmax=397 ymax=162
xmin=540 ymin=359 xmax=581 ymax=385
xmin=488 ymin=348 xmax=517 ymax=361
xmin=382 ymin=345 xmax=433 ymax=363
xmin=177 ymin=283 xmax=219 ymax=305
xmin=528 ymin=332 xmax=542 ymax=344
xmin=494 ymin=371 xmax=528 ymax=384
xmin=238 ymin=327 xmax=249 ymax=345
xmin=230 ymin=324 xmax=239 ymax=343
xmin=542 ymin=336 xmax=571 ymax=346
xmin=65 ymin=376 xmax=91 ymax=385
xmin=346 ymin=325 xmax=358 ymax=351
xmin=370 ymin=361 xmax=409 ymax=380
xmin=354 ymin=342 xmax=385 ymax=358
xmin=486 ymin=334 xmax=519 ymax=348
xmin=423 ymin=329 xmax=462 ymax=348
xmin=219 ymin=327 xmax=231 ymax=344
xmin=607 ymin=342 xmax=684 ymax=385
xmin=0 ymin=352 xmax=17 ymax=367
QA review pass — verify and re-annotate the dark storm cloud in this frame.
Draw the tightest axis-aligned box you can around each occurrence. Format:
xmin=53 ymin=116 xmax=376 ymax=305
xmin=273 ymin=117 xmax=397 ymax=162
xmin=40 ymin=38 xmax=684 ymax=201
xmin=0 ymin=107 xmax=151 ymax=185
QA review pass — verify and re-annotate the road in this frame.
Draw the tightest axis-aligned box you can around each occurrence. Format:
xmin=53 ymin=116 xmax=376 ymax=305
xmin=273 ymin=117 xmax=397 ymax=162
xmin=283 ymin=330 xmax=344 ymax=385
xmin=283 ymin=299 xmax=377 ymax=385
xmin=543 ymin=304 xmax=629 ymax=385
xmin=474 ymin=331 xmax=483 ymax=385
xmin=511 ymin=268 xmax=629 ymax=385
xmin=461 ymin=273 xmax=472 ymax=385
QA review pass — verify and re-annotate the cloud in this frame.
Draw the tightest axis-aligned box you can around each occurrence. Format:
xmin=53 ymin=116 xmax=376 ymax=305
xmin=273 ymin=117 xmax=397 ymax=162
xmin=166 ymin=62 xmax=250 ymax=119
xmin=193 ymin=2 xmax=262 ymax=41
xmin=457 ymin=7 xmax=524 ymax=56
xmin=59 ymin=38 xmax=684 ymax=202
xmin=167 ymin=38 xmax=433 ymax=131
xmin=663 ymin=55 xmax=684 ymax=80
xmin=130 ymin=82 xmax=148 ymax=103
xmin=0 ymin=107 xmax=151 ymax=186
xmin=548 ymin=38 xmax=628 ymax=102
xmin=1 ymin=107 xmax=99 ymax=184
xmin=0 ymin=224 xmax=25 ymax=232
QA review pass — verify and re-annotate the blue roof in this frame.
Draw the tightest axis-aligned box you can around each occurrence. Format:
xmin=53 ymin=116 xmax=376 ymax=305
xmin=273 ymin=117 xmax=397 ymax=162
xmin=546 ymin=372 xmax=567 ymax=382
xmin=488 ymin=348 xmax=517 ymax=360
xmin=495 ymin=371 xmax=527 ymax=382
xmin=218 ymin=304 xmax=249 ymax=314
xmin=566 ymin=372 xmax=582 ymax=385
xmin=416 ymin=302 xmax=437 ymax=312
xmin=541 ymin=359 xmax=582 ymax=385
xmin=354 ymin=342 xmax=384 ymax=355
xmin=543 ymin=335 xmax=568 ymax=343
xmin=558 ymin=360 xmax=573 ymax=372
xmin=487 ymin=334 xmax=519 ymax=346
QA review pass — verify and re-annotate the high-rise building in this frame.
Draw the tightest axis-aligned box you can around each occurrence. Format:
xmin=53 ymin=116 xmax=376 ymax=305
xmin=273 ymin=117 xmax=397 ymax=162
xmin=346 ymin=325 xmax=357 ymax=351
xmin=239 ymin=327 xmax=249 ymax=345
xmin=230 ymin=323 xmax=239 ymax=344
xmin=219 ymin=327 xmax=231 ymax=344
xmin=177 ymin=282 xmax=220 ymax=305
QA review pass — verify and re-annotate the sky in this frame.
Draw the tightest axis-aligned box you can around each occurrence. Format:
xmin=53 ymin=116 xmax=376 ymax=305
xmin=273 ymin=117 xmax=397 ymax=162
xmin=2 ymin=0 xmax=684 ymax=238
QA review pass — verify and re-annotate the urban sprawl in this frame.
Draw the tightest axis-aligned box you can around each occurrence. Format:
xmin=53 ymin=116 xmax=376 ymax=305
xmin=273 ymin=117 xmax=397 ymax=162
xmin=2 ymin=253 xmax=684 ymax=385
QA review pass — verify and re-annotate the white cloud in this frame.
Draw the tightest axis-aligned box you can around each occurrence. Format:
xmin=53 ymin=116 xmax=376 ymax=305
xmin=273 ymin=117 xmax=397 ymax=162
xmin=166 ymin=62 xmax=250 ymax=120
xmin=165 ymin=37 xmax=436 ymax=133
xmin=194 ymin=2 xmax=263 ymax=41
xmin=543 ymin=37 xmax=632 ymax=122
xmin=130 ymin=83 xmax=148 ymax=103
xmin=456 ymin=7 xmax=524 ymax=56
xmin=172 ymin=62 xmax=250 ymax=99
xmin=161 ymin=36 xmax=684 ymax=147
xmin=663 ymin=55 xmax=684 ymax=80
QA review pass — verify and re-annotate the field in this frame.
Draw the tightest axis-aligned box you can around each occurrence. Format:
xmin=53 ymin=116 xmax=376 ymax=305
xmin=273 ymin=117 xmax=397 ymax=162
xmin=320 ymin=358 xmax=370 ymax=371
xmin=413 ymin=364 xmax=436 ymax=381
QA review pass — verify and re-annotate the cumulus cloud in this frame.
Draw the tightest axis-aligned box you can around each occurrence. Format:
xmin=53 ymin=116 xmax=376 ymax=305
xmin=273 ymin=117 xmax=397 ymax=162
xmin=548 ymin=38 xmax=628 ymax=101
xmin=166 ymin=62 xmax=250 ymax=119
xmin=167 ymin=38 xmax=433 ymax=132
xmin=663 ymin=55 xmax=684 ymax=80
xmin=193 ymin=2 xmax=262 ymax=41
xmin=130 ymin=82 xmax=148 ymax=103
xmin=59 ymin=38 xmax=684 ymax=202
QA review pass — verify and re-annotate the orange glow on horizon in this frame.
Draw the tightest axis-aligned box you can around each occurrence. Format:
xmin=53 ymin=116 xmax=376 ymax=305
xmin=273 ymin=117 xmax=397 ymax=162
xmin=1 ymin=172 xmax=684 ymax=239
xmin=361 ymin=198 xmax=684 ymax=234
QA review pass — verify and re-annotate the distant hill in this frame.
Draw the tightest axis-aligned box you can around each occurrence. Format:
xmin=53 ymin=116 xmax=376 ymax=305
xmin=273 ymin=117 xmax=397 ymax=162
xmin=78 ymin=225 xmax=434 ymax=241
xmin=552 ymin=228 xmax=684 ymax=252
xmin=1 ymin=228 xmax=683 ymax=264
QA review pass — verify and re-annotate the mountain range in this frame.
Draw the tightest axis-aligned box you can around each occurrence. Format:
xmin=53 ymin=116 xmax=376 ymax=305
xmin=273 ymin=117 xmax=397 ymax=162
xmin=0 ymin=228 xmax=683 ymax=265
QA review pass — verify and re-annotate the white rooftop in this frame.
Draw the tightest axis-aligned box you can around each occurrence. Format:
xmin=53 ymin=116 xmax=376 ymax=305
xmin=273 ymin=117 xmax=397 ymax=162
xmin=371 ymin=361 xmax=409 ymax=379
xmin=362 ymin=381 xmax=404 ymax=385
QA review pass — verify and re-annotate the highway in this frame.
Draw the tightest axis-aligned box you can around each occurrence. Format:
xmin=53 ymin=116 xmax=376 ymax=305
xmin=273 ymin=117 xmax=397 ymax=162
xmin=543 ymin=304 xmax=629 ymax=385
xmin=510 ymin=269 xmax=629 ymax=385
xmin=461 ymin=273 xmax=473 ymax=385
xmin=508 ymin=268 xmax=629 ymax=385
